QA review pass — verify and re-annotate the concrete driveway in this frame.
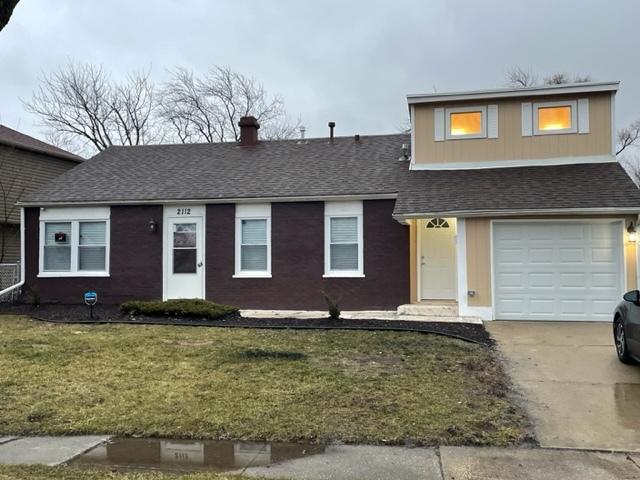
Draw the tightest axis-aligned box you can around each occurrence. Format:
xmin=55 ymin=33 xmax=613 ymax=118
xmin=486 ymin=321 xmax=640 ymax=452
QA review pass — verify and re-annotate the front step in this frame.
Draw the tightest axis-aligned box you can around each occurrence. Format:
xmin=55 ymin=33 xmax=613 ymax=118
xmin=397 ymin=303 xmax=459 ymax=317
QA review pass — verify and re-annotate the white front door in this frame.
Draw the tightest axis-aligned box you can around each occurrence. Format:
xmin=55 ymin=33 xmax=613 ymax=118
xmin=165 ymin=206 xmax=205 ymax=299
xmin=420 ymin=218 xmax=457 ymax=300
xmin=493 ymin=220 xmax=623 ymax=321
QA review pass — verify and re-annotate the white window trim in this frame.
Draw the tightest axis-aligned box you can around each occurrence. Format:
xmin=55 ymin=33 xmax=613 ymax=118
xmin=38 ymin=218 xmax=110 ymax=278
xmin=532 ymin=100 xmax=578 ymax=135
xmin=234 ymin=203 xmax=272 ymax=278
xmin=445 ymin=105 xmax=487 ymax=140
xmin=324 ymin=201 xmax=364 ymax=278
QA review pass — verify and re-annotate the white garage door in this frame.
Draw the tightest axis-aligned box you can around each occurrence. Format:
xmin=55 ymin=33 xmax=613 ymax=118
xmin=493 ymin=221 xmax=623 ymax=321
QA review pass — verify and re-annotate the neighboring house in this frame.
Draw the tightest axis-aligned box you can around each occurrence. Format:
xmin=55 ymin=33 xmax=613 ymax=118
xmin=0 ymin=125 xmax=81 ymax=264
xmin=15 ymin=81 xmax=640 ymax=321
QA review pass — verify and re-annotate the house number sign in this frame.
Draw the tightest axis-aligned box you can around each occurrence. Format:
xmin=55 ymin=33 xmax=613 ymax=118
xmin=176 ymin=208 xmax=192 ymax=215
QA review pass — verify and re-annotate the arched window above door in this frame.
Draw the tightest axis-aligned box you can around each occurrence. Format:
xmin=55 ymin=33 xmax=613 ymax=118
xmin=426 ymin=218 xmax=449 ymax=229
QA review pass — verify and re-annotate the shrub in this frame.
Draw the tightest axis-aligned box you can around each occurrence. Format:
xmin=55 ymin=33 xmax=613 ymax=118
xmin=121 ymin=299 xmax=238 ymax=320
xmin=321 ymin=291 xmax=341 ymax=320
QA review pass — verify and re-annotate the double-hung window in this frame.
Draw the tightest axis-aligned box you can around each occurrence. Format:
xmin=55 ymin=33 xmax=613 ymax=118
xmin=234 ymin=204 xmax=271 ymax=278
xmin=39 ymin=207 xmax=110 ymax=277
xmin=324 ymin=201 xmax=364 ymax=277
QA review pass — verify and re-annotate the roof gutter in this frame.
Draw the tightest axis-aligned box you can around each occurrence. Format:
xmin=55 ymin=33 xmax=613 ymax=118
xmin=393 ymin=207 xmax=640 ymax=224
xmin=18 ymin=193 xmax=399 ymax=208
xmin=407 ymin=81 xmax=620 ymax=105
xmin=0 ymin=208 xmax=25 ymax=298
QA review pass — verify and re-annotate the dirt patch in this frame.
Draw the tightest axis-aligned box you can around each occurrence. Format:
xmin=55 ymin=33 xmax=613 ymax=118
xmin=0 ymin=303 xmax=492 ymax=345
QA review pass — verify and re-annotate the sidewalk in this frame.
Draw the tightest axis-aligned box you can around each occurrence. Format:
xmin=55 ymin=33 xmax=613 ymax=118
xmin=1 ymin=436 xmax=640 ymax=479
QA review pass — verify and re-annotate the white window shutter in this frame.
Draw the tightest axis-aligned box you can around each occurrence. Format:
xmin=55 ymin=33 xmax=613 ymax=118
xmin=487 ymin=105 xmax=498 ymax=138
xmin=578 ymin=98 xmax=590 ymax=134
xmin=521 ymin=102 xmax=532 ymax=136
xmin=434 ymin=108 xmax=444 ymax=141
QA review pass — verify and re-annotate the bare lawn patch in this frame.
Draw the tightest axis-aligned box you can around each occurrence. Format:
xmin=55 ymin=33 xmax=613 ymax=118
xmin=0 ymin=315 xmax=528 ymax=446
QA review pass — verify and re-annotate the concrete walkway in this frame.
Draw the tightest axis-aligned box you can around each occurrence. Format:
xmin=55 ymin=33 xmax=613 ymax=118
xmin=1 ymin=436 xmax=640 ymax=479
xmin=487 ymin=321 xmax=640 ymax=451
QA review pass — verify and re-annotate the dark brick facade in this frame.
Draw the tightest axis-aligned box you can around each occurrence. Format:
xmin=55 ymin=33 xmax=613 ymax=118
xmin=205 ymin=200 xmax=409 ymax=310
xmin=23 ymin=200 xmax=410 ymax=309
xmin=24 ymin=205 xmax=163 ymax=304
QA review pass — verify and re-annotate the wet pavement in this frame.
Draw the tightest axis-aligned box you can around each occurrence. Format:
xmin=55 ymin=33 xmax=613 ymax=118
xmin=487 ymin=321 xmax=640 ymax=451
xmin=69 ymin=437 xmax=326 ymax=473
xmin=1 ymin=436 xmax=640 ymax=478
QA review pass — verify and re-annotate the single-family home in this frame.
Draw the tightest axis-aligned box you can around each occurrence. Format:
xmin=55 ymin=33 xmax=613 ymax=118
xmin=12 ymin=81 xmax=640 ymax=321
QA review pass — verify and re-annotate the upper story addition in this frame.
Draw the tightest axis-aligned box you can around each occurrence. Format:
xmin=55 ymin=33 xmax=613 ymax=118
xmin=407 ymin=81 xmax=618 ymax=170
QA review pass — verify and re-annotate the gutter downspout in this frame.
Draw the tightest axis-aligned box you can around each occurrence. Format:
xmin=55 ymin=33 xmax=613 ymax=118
xmin=0 ymin=207 xmax=25 ymax=298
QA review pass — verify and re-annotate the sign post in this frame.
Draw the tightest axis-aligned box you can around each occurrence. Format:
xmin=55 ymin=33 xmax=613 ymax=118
xmin=84 ymin=291 xmax=98 ymax=319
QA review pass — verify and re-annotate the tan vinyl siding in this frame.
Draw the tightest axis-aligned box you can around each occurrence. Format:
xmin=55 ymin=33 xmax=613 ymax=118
xmin=0 ymin=144 xmax=78 ymax=225
xmin=0 ymin=223 xmax=20 ymax=263
xmin=465 ymin=218 xmax=492 ymax=307
xmin=414 ymin=92 xmax=612 ymax=165
xmin=464 ymin=215 xmax=637 ymax=308
xmin=409 ymin=219 xmax=418 ymax=303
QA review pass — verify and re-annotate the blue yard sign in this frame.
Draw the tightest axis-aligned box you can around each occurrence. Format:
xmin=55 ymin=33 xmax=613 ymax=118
xmin=84 ymin=291 xmax=98 ymax=306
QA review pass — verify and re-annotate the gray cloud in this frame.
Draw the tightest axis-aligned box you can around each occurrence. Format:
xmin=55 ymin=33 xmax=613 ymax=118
xmin=1 ymin=0 xmax=638 ymax=146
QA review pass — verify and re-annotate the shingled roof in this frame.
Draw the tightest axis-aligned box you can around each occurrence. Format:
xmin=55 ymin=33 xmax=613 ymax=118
xmin=20 ymin=132 xmax=640 ymax=216
xmin=393 ymin=162 xmax=640 ymax=218
xmin=21 ymin=134 xmax=410 ymax=204
xmin=0 ymin=124 xmax=82 ymax=162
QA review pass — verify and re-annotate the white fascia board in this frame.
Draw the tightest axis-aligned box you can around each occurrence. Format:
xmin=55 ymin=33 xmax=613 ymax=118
xmin=394 ymin=207 xmax=640 ymax=221
xmin=407 ymin=81 xmax=620 ymax=105
xmin=39 ymin=206 xmax=110 ymax=220
xmin=409 ymin=154 xmax=616 ymax=171
xmin=19 ymin=193 xmax=398 ymax=208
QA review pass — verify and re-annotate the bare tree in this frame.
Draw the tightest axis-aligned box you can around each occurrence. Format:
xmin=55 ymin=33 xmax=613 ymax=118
xmin=506 ymin=66 xmax=538 ymax=88
xmin=544 ymin=72 xmax=592 ymax=85
xmin=616 ymin=119 xmax=640 ymax=156
xmin=159 ymin=66 xmax=301 ymax=143
xmin=25 ymin=63 xmax=161 ymax=156
xmin=0 ymin=0 xmax=20 ymax=31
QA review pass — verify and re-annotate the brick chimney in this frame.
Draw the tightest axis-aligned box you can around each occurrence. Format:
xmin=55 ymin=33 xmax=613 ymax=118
xmin=238 ymin=116 xmax=260 ymax=147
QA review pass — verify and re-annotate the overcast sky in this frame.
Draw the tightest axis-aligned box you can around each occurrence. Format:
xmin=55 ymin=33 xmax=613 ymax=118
xmin=1 ymin=0 xmax=639 ymax=149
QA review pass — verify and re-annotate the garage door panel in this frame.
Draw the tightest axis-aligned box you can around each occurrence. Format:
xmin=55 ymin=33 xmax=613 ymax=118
xmin=493 ymin=221 xmax=623 ymax=321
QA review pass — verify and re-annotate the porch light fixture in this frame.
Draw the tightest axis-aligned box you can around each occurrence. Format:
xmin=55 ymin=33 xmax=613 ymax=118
xmin=148 ymin=218 xmax=158 ymax=233
xmin=627 ymin=222 xmax=637 ymax=243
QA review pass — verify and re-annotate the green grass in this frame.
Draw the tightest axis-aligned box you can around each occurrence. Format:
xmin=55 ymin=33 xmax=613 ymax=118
xmin=0 ymin=465 xmax=279 ymax=480
xmin=0 ymin=315 xmax=527 ymax=446
xmin=120 ymin=299 xmax=238 ymax=320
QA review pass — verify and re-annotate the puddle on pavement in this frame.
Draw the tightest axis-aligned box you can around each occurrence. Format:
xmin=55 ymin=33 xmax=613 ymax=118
xmin=614 ymin=383 xmax=640 ymax=430
xmin=69 ymin=437 xmax=326 ymax=473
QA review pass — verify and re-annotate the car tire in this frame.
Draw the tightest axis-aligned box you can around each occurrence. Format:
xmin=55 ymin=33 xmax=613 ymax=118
xmin=614 ymin=319 xmax=635 ymax=364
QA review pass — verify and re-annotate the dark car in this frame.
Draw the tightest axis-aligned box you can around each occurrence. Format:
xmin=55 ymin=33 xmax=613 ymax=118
xmin=613 ymin=290 xmax=640 ymax=364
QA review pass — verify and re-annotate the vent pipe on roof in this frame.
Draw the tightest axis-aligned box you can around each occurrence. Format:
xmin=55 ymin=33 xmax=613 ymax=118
xmin=238 ymin=116 xmax=260 ymax=147
xmin=299 ymin=126 xmax=306 ymax=140
xmin=328 ymin=121 xmax=335 ymax=141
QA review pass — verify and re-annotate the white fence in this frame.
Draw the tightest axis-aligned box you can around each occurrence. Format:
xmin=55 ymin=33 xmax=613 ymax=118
xmin=0 ymin=263 xmax=20 ymax=302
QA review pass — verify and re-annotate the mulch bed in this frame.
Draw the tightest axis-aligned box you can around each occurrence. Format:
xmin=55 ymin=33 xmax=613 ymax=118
xmin=0 ymin=303 xmax=492 ymax=346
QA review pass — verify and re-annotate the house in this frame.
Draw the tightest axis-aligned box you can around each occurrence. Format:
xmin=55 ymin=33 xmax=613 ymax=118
xmin=12 ymin=81 xmax=640 ymax=321
xmin=0 ymin=125 xmax=81 ymax=264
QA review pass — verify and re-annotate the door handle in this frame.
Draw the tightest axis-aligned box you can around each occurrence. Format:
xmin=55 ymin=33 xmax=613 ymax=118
xmin=197 ymin=261 xmax=203 ymax=268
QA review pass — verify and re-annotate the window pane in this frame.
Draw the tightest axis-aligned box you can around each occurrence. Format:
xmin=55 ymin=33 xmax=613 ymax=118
xmin=330 ymin=217 xmax=357 ymax=243
xmin=330 ymin=244 xmax=358 ymax=270
xmin=173 ymin=249 xmax=196 ymax=273
xmin=538 ymin=106 xmax=571 ymax=131
xmin=174 ymin=223 xmax=196 ymax=248
xmin=79 ymin=246 xmax=106 ymax=271
xmin=241 ymin=245 xmax=268 ymax=271
xmin=45 ymin=222 xmax=71 ymax=246
xmin=450 ymin=111 xmax=482 ymax=136
xmin=79 ymin=222 xmax=106 ymax=245
xmin=241 ymin=219 xmax=267 ymax=245
xmin=44 ymin=246 xmax=71 ymax=271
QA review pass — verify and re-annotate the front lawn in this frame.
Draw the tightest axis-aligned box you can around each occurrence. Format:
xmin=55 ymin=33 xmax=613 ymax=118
xmin=0 ymin=316 xmax=527 ymax=445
